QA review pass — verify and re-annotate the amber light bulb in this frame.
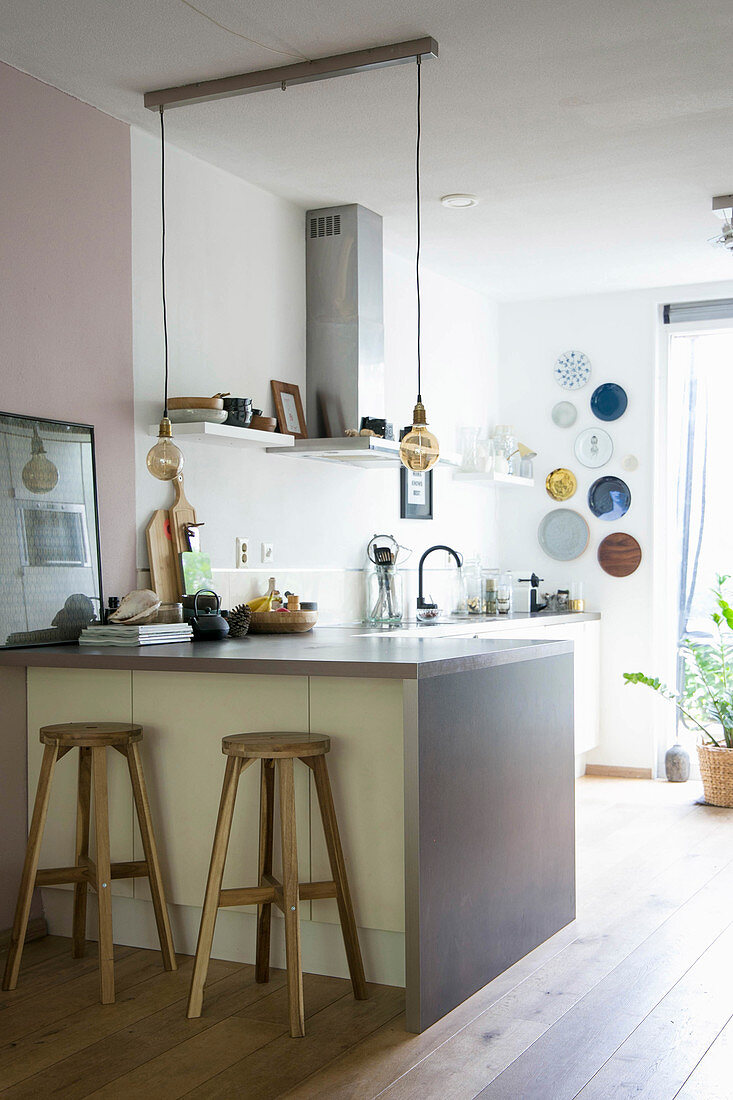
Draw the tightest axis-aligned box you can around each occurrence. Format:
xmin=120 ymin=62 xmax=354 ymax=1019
xmin=146 ymin=417 xmax=184 ymax=481
xmin=399 ymin=402 xmax=439 ymax=472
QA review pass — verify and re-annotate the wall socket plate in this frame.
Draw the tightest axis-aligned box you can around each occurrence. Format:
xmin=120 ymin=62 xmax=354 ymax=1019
xmin=235 ymin=537 xmax=251 ymax=568
xmin=261 ymin=541 xmax=274 ymax=564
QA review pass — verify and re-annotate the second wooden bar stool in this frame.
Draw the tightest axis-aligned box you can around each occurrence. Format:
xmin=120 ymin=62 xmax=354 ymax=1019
xmin=187 ymin=732 xmax=367 ymax=1036
xmin=2 ymin=722 xmax=176 ymax=1004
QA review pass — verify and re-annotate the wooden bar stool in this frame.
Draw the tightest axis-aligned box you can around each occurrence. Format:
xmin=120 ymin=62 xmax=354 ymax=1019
xmin=2 ymin=722 xmax=176 ymax=1004
xmin=187 ymin=732 xmax=367 ymax=1036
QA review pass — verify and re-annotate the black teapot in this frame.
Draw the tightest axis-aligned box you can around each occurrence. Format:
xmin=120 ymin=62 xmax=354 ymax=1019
xmin=190 ymin=589 xmax=229 ymax=641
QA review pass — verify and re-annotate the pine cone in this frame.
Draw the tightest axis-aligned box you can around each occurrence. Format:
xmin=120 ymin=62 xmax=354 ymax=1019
xmin=228 ymin=603 xmax=252 ymax=638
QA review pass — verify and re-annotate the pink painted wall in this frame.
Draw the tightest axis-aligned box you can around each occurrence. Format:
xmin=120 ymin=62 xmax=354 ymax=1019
xmin=0 ymin=61 xmax=135 ymax=930
xmin=0 ymin=61 xmax=135 ymax=597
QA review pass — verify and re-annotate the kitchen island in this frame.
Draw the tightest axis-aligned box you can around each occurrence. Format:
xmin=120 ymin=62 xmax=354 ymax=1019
xmin=0 ymin=620 xmax=584 ymax=1032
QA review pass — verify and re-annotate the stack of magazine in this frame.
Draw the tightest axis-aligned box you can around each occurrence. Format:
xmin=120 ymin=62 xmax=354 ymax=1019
xmin=79 ymin=621 xmax=193 ymax=647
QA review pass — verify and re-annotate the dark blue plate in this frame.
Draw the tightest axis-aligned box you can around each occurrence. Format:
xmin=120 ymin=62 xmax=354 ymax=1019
xmin=590 ymin=383 xmax=628 ymax=421
xmin=588 ymin=475 xmax=631 ymax=521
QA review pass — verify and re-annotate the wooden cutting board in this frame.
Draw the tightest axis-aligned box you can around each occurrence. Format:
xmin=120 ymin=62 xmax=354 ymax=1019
xmin=597 ymin=532 xmax=642 ymax=577
xmin=146 ymin=509 xmax=180 ymax=603
xmin=169 ymin=474 xmax=197 ymax=559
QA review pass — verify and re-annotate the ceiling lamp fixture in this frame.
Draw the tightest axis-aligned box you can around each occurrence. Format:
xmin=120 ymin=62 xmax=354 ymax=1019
xmin=399 ymin=57 xmax=440 ymax=474
xmin=440 ymin=193 xmax=479 ymax=208
xmin=710 ymin=194 xmax=733 ymax=253
xmin=22 ymin=425 xmax=59 ymax=494
xmin=146 ymin=107 xmax=184 ymax=482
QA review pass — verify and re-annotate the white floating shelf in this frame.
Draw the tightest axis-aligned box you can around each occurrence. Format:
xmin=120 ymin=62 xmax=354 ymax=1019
xmin=148 ymin=422 xmax=294 ymax=449
xmin=453 ymin=470 xmax=535 ymax=487
xmin=267 ymin=436 xmax=461 ymax=468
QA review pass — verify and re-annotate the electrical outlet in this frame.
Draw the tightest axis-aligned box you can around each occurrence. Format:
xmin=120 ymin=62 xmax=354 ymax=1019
xmin=261 ymin=541 xmax=274 ymax=564
xmin=235 ymin=537 xmax=251 ymax=569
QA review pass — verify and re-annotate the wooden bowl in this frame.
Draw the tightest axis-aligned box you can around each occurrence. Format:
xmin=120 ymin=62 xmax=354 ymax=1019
xmin=247 ymin=610 xmax=318 ymax=634
xmin=168 ymin=397 xmax=225 ymax=411
xmin=250 ymin=415 xmax=278 ymax=432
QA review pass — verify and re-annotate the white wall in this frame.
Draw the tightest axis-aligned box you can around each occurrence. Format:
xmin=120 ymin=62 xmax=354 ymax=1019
xmin=497 ymin=279 xmax=733 ymax=771
xmin=131 ymin=128 xmax=500 ymax=578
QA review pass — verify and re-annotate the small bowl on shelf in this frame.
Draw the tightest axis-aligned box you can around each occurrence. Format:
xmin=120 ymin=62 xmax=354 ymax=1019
xmin=168 ymin=408 xmax=228 ymax=424
xmin=250 ymin=416 xmax=278 ymax=433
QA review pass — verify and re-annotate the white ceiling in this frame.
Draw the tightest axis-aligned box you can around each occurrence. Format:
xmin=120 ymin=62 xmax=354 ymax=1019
xmin=3 ymin=0 xmax=733 ymax=299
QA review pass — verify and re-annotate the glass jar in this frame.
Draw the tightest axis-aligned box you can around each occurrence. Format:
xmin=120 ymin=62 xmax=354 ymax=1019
xmin=462 ymin=557 xmax=483 ymax=615
xmin=492 ymin=425 xmax=516 ymax=475
xmin=482 ymin=568 xmax=499 ymax=614
xmin=365 ymin=565 xmax=404 ymax=624
xmin=459 ymin=427 xmax=483 ymax=472
xmin=496 ymin=571 xmax=513 ymax=615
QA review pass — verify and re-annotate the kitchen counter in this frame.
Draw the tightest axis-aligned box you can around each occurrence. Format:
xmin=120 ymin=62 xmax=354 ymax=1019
xmin=0 ymin=610 xmax=598 ymax=679
xmin=5 ymin=613 xmax=582 ymax=1033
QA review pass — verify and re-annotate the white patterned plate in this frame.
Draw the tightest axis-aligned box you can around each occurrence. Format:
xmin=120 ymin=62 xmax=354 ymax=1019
xmin=554 ymin=350 xmax=591 ymax=390
xmin=574 ymin=427 xmax=613 ymax=468
xmin=538 ymin=509 xmax=589 ymax=561
xmin=551 ymin=401 xmax=578 ymax=428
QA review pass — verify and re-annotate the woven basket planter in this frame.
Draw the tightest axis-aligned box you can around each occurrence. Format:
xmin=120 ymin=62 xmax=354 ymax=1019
xmin=697 ymin=743 xmax=733 ymax=808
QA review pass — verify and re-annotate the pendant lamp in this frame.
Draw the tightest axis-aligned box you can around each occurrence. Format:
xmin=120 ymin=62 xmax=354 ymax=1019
xmin=399 ymin=56 xmax=439 ymax=473
xmin=147 ymin=107 xmax=184 ymax=481
xmin=22 ymin=426 xmax=59 ymax=494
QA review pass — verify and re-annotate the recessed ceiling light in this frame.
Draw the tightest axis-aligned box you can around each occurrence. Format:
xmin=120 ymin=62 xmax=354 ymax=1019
xmin=440 ymin=193 xmax=479 ymax=208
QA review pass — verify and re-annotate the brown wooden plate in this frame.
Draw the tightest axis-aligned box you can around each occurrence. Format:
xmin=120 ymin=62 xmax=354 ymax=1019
xmin=597 ymin=532 xmax=642 ymax=577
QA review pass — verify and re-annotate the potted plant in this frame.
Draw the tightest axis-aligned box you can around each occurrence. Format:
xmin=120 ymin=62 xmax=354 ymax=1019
xmin=624 ymin=574 xmax=733 ymax=807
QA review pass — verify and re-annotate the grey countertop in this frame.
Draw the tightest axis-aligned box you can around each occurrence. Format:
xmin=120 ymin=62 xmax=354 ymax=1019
xmin=0 ymin=612 xmax=596 ymax=680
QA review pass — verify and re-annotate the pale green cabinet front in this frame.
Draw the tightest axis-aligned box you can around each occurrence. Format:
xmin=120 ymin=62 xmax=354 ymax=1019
xmin=130 ymin=671 xmax=310 ymax=912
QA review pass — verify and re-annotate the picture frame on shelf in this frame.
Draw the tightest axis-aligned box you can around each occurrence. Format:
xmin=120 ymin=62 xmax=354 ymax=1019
xmin=400 ymin=467 xmax=434 ymax=520
xmin=271 ymin=380 xmax=307 ymax=438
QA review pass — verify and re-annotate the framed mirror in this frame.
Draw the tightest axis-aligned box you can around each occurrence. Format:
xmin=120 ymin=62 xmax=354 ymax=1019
xmin=0 ymin=412 xmax=103 ymax=647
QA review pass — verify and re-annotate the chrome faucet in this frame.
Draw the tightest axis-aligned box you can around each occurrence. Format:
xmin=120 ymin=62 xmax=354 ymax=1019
xmin=417 ymin=544 xmax=463 ymax=609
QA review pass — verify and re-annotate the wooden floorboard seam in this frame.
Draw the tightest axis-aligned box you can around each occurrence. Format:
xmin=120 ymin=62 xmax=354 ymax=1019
xmin=672 ymin=1009 xmax=733 ymax=1098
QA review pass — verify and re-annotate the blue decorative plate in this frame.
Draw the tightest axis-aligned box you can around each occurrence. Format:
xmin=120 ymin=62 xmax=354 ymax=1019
xmin=588 ymin=476 xmax=631 ymax=521
xmin=590 ymin=383 xmax=628 ymax=421
xmin=554 ymin=350 xmax=591 ymax=390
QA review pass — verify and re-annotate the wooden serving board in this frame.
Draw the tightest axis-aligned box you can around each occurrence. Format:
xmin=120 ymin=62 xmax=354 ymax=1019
xmin=169 ymin=474 xmax=197 ymax=559
xmin=597 ymin=532 xmax=642 ymax=577
xmin=248 ymin=610 xmax=318 ymax=634
xmin=146 ymin=509 xmax=180 ymax=603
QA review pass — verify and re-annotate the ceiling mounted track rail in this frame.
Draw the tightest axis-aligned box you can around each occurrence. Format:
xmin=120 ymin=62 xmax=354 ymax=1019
xmin=144 ymin=36 xmax=438 ymax=111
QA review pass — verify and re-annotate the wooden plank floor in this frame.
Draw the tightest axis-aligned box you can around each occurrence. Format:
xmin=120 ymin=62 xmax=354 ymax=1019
xmin=1 ymin=776 xmax=731 ymax=1098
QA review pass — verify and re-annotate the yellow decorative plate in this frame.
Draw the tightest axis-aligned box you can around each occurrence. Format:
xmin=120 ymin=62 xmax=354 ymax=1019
xmin=545 ymin=468 xmax=577 ymax=501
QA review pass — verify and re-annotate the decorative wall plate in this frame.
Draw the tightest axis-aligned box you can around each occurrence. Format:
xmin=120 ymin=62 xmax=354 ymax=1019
xmin=546 ymin=468 xmax=577 ymax=501
xmin=574 ymin=427 xmax=613 ymax=468
xmin=598 ymin=532 xmax=642 ymax=576
xmin=538 ymin=509 xmax=589 ymax=561
xmin=554 ymin=350 xmax=591 ymax=390
xmin=551 ymin=400 xmax=578 ymax=428
xmin=588 ymin=475 xmax=631 ymax=521
xmin=590 ymin=382 xmax=628 ymax=421
xmin=621 ymin=454 xmax=639 ymax=472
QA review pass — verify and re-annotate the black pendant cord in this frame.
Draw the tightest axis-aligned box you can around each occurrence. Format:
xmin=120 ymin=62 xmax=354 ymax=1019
xmin=415 ymin=55 xmax=422 ymax=405
xmin=160 ymin=105 xmax=170 ymax=420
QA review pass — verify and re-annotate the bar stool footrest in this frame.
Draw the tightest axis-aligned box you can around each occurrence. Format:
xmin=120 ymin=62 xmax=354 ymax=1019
xmin=218 ymin=879 xmax=338 ymax=909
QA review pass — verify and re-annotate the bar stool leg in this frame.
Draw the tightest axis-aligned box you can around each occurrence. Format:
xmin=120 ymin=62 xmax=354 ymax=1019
xmin=91 ymin=746 xmax=115 ymax=1005
xmin=278 ymin=757 xmax=305 ymax=1037
xmin=255 ymin=759 xmax=275 ymax=984
xmin=311 ymin=755 xmax=368 ymax=1000
xmin=125 ymin=742 xmax=177 ymax=971
xmin=2 ymin=743 xmax=59 ymax=991
xmin=72 ymin=747 xmax=92 ymax=958
xmin=187 ymin=755 xmax=243 ymax=1018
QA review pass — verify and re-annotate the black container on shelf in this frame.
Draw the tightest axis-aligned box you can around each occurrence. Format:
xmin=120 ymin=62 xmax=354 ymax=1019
xmin=223 ymin=397 xmax=253 ymax=427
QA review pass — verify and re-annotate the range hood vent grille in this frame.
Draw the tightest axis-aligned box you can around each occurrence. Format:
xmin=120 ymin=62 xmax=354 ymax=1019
xmin=309 ymin=213 xmax=341 ymax=239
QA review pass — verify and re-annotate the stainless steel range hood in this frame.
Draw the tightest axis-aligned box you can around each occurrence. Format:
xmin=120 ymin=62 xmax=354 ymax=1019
xmin=268 ymin=203 xmax=455 ymax=466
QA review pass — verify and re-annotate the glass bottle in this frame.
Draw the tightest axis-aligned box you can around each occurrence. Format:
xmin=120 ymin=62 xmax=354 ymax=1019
xmin=462 ymin=557 xmax=483 ymax=615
